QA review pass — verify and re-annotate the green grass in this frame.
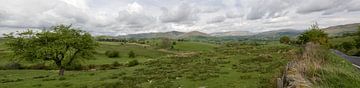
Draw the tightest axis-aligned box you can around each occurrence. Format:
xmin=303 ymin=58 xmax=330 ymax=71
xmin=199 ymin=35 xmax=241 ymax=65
xmin=0 ymin=41 xmax=294 ymax=88
xmin=329 ymin=36 xmax=356 ymax=46
xmin=173 ymin=42 xmax=217 ymax=52
xmin=314 ymin=52 xmax=360 ymax=88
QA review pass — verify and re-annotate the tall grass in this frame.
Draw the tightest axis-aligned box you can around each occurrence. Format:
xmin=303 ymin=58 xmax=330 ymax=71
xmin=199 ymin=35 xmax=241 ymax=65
xmin=291 ymin=42 xmax=360 ymax=88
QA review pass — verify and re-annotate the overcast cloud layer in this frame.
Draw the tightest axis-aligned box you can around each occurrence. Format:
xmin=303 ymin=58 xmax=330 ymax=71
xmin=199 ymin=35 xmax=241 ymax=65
xmin=0 ymin=0 xmax=360 ymax=35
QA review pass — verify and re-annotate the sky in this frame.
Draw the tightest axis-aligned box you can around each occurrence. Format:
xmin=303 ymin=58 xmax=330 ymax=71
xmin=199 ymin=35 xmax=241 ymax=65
xmin=0 ymin=0 xmax=360 ymax=36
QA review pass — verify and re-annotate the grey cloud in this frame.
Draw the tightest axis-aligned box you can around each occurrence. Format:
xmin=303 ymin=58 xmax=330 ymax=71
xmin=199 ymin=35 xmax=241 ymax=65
xmin=159 ymin=3 xmax=199 ymax=24
xmin=0 ymin=0 xmax=360 ymax=35
xmin=117 ymin=11 xmax=156 ymax=28
xmin=296 ymin=0 xmax=360 ymax=15
xmin=225 ymin=11 xmax=243 ymax=18
xmin=245 ymin=0 xmax=290 ymax=20
xmin=207 ymin=16 xmax=225 ymax=24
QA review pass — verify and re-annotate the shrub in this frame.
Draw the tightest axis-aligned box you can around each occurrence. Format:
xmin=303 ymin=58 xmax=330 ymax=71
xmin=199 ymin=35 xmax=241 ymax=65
xmin=340 ymin=42 xmax=354 ymax=51
xmin=280 ymin=36 xmax=290 ymax=44
xmin=65 ymin=63 xmax=83 ymax=70
xmin=105 ymin=50 xmax=120 ymax=58
xmin=4 ymin=62 xmax=22 ymax=69
xmin=100 ymin=64 xmax=113 ymax=70
xmin=298 ymin=23 xmax=329 ymax=45
xmin=128 ymin=51 xmax=136 ymax=58
xmin=112 ymin=61 xmax=121 ymax=67
xmin=29 ymin=63 xmax=49 ymax=70
xmin=126 ymin=60 xmax=139 ymax=67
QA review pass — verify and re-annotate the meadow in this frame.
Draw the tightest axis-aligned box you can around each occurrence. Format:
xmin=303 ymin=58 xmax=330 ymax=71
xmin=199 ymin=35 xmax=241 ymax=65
xmin=0 ymin=39 xmax=295 ymax=88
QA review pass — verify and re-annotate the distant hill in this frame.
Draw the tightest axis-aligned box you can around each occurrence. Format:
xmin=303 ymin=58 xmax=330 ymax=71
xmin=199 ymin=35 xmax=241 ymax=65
xmin=210 ymin=31 xmax=255 ymax=36
xmin=179 ymin=31 xmax=209 ymax=38
xmin=119 ymin=31 xmax=185 ymax=39
xmin=118 ymin=31 xmax=209 ymax=39
xmin=115 ymin=22 xmax=360 ymax=40
xmin=323 ymin=23 xmax=360 ymax=36
xmin=246 ymin=29 xmax=304 ymax=40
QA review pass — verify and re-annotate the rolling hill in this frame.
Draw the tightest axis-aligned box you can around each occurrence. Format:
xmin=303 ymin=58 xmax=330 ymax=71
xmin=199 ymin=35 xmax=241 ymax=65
xmin=323 ymin=23 xmax=360 ymax=36
xmin=210 ymin=31 xmax=255 ymax=36
xmin=248 ymin=29 xmax=304 ymax=40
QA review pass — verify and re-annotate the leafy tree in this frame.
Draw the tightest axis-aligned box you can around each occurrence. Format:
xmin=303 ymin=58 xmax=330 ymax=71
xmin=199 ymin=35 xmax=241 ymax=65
xmin=128 ymin=51 xmax=136 ymax=58
xmin=3 ymin=25 xmax=97 ymax=76
xmin=279 ymin=36 xmax=290 ymax=44
xmin=160 ymin=38 xmax=172 ymax=49
xmin=298 ymin=23 xmax=329 ymax=45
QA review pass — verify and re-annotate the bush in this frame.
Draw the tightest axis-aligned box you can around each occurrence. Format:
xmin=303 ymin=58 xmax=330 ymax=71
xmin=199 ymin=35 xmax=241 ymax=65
xmin=29 ymin=63 xmax=53 ymax=70
xmin=99 ymin=64 xmax=113 ymax=70
xmin=105 ymin=50 xmax=120 ymax=58
xmin=128 ymin=51 xmax=136 ymax=58
xmin=298 ymin=23 xmax=329 ymax=45
xmin=280 ymin=36 xmax=290 ymax=44
xmin=126 ymin=60 xmax=139 ymax=67
xmin=112 ymin=61 xmax=121 ymax=67
xmin=4 ymin=62 xmax=22 ymax=69
xmin=65 ymin=63 xmax=83 ymax=70
xmin=340 ymin=42 xmax=354 ymax=51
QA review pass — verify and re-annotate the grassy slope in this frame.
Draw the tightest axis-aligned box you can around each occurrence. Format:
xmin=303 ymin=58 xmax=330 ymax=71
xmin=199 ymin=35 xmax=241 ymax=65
xmin=315 ymin=51 xmax=360 ymax=88
xmin=173 ymin=42 xmax=217 ymax=52
xmin=0 ymin=41 xmax=294 ymax=88
xmin=329 ymin=36 xmax=356 ymax=46
xmin=87 ymin=42 xmax=170 ymax=65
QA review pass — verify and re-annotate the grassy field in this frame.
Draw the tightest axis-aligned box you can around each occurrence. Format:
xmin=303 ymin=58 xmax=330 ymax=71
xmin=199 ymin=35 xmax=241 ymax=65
xmin=173 ymin=42 xmax=217 ymax=52
xmin=1 ymin=39 xmax=359 ymax=88
xmin=0 ymin=40 xmax=296 ymax=88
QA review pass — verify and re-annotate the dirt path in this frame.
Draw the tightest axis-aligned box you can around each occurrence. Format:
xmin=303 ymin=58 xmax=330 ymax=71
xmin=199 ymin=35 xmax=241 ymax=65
xmin=331 ymin=49 xmax=360 ymax=69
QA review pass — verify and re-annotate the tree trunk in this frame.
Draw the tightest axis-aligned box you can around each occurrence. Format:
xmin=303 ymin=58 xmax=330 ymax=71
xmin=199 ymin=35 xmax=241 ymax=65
xmin=59 ymin=67 xmax=65 ymax=76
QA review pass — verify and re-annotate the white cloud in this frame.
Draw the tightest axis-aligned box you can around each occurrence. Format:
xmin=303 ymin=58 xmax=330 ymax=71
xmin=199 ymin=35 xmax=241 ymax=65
xmin=0 ymin=0 xmax=360 ymax=36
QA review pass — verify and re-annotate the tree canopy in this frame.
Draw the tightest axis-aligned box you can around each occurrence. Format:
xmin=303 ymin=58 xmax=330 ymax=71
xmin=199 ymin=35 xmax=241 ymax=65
xmin=4 ymin=25 xmax=97 ymax=76
xmin=280 ymin=36 xmax=290 ymax=44
xmin=298 ymin=24 xmax=329 ymax=45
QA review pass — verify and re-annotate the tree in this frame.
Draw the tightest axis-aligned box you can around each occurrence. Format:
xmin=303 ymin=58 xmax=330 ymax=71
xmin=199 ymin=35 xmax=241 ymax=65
xmin=160 ymin=38 xmax=172 ymax=49
xmin=298 ymin=23 xmax=329 ymax=45
xmin=4 ymin=25 xmax=97 ymax=76
xmin=280 ymin=36 xmax=290 ymax=44
xmin=128 ymin=51 xmax=136 ymax=58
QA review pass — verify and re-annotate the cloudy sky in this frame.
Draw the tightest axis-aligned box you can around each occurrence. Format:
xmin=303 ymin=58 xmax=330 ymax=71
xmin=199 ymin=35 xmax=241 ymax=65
xmin=0 ymin=0 xmax=360 ymax=36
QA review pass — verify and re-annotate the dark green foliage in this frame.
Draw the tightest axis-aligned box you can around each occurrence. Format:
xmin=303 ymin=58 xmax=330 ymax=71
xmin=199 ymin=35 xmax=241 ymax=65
xmin=64 ymin=63 xmax=83 ymax=70
xmin=340 ymin=42 xmax=354 ymax=51
xmin=112 ymin=61 xmax=121 ymax=67
xmin=3 ymin=24 xmax=98 ymax=76
xmin=105 ymin=50 xmax=120 ymax=58
xmin=128 ymin=51 xmax=136 ymax=58
xmin=29 ymin=63 xmax=49 ymax=70
xmin=160 ymin=38 xmax=172 ymax=49
xmin=126 ymin=60 xmax=139 ymax=67
xmin=298 ymin=24 xmax=329 ymax=45
xmin=280 ymin=36 xmax=290 ymax=44
xmin=4 ymin=62 xmax=22 ymax=69
xmin=32 ymin=75 xmax=50 ymax=79
xmin=355 ymin=26 xmax=360 ymax=47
